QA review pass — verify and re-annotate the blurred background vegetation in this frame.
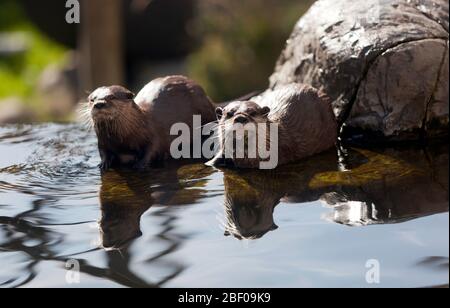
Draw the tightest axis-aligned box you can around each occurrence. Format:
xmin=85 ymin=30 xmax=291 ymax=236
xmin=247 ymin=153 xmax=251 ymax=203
xmin=0 ymin=0 xmax=314 ymax=123
xmin=189 ymin=0 xmax=314 ymax=100
xmin=0 ymin=0 xmax=65 ymax=98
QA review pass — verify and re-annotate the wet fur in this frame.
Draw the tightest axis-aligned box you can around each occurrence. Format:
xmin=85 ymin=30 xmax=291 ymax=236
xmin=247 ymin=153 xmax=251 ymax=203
xmin=210 ymin=83 xmax=338 ymax=169
xmin=81 ymin=76 xmax=216 ymax=171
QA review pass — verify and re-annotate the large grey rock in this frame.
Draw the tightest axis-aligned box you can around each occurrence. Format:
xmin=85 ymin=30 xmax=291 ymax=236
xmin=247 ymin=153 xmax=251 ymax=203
xmin=270 ymin=0 xmax=449 ymax=141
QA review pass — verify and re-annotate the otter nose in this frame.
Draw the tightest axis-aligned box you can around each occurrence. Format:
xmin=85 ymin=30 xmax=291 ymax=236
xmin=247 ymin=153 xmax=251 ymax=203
xmin=94 ymin=102 xmax=107 ymax=109
xmin=234 ymin=115 xmax=248 ymax=124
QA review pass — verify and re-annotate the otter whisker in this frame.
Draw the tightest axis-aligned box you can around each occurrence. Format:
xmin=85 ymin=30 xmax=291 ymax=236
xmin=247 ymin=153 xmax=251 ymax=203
xmin=194 ymin=121 xmax=219 ymax=130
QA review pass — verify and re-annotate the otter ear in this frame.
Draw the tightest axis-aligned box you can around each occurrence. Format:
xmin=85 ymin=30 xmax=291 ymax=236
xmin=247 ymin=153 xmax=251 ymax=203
xmin=216 ymin=107 xmax=223 ymax=120
xmin=261 ymin=106 xmax=271 ymax=116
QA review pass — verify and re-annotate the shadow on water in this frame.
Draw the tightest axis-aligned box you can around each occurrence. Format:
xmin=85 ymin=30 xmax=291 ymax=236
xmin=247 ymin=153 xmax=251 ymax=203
xmin=0 ymin=124 xmax=448 ymax=287
xmin=219 ymin=143 xmax=448 ymax=239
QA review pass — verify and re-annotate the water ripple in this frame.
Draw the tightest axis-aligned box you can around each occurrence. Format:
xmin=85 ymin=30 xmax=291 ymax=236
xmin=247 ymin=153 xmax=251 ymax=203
xmin=0 ymin=124 xmax=448 ymax=288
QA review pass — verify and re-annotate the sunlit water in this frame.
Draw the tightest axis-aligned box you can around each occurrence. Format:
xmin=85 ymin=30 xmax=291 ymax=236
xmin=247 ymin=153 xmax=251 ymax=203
xmin=0 ymin=124 xmax=448 ymax=288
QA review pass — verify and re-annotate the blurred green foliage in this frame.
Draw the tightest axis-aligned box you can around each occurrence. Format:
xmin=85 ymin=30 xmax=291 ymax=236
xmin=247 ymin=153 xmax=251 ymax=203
xmin=0 ymin=0 xmax=66 ymax=101
xmin=188 ymin=0 xmax=314 ymax=101
xmin=0 ymin=0 xmax=314 ymax=112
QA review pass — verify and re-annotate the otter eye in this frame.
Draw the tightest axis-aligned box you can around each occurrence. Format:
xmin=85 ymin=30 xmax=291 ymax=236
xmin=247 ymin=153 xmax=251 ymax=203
xmin=249 ymin=110 xmax=257 ymax=117
xmin=226 ymin=111 xmax=234 ymax=118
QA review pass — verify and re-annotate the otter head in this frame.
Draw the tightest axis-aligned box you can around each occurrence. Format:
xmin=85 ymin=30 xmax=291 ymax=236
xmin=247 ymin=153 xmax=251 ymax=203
xmin=208 ymin=101 xmax=271 ymax=168
xmin=87 ymin=86 xmax=150 ymax=144
xmin=88 ymin=86 xmax=137 ymax=123
xmin=215 ymin=101 xmax=270 ymax=127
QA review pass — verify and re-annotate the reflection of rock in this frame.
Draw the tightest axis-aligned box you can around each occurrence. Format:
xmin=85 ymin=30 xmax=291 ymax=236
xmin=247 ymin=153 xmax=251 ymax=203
xmin=270 ymin=0 xmax=449 ymax=141
xmin=321 ymin=198 xmax=381 ymax=227
xmin=220 ymin=144 xmax=448 ymax=238
xmin=322 ymin=145 xmax=449 ymax=226
xmin=0 ymin=98 xmax=35 ymax=124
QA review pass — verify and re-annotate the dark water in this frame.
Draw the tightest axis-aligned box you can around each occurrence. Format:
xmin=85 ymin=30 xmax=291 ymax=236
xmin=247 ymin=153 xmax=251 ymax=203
xmin=0 ymin=124 xmax=448 ymax=288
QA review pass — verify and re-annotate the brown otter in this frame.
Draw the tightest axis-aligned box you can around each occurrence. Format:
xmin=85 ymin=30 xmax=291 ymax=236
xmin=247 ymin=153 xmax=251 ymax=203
xmin=83 ymin=76 xmax=216 ymax=171
xmin=208 ymin=84 xmax=338 ymax=169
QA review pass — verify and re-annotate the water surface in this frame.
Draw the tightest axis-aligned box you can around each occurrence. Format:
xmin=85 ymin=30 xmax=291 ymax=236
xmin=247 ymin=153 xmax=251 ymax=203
xmin=0 ymin=124 xmax=448 ymax=288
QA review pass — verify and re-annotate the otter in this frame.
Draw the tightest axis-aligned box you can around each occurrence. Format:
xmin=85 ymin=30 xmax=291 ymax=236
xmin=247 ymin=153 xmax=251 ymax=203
xmin=84 ymin=76 xmax=216 ymax=171
xmin=208 ymin=84 xmax=338 ymax=169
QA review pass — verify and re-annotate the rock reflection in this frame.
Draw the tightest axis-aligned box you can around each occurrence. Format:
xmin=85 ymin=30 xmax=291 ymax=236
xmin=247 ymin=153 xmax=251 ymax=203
xmin=220 ymin=144 xmax=449 ymax=239
xmin=321 ymin=144 xmax=449 ymax=226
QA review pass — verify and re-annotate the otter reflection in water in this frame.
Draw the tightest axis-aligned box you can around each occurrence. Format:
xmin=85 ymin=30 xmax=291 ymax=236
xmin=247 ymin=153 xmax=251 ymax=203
xmin=98 ymin=163 xmax=214 ymax=249
xmin=221 ymin=144 xmax=449 ymax=239
xmin=96 ymin=162 xmax=215 ymax=286
xmin=99 ymin=171 xmax=152 ymax=249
